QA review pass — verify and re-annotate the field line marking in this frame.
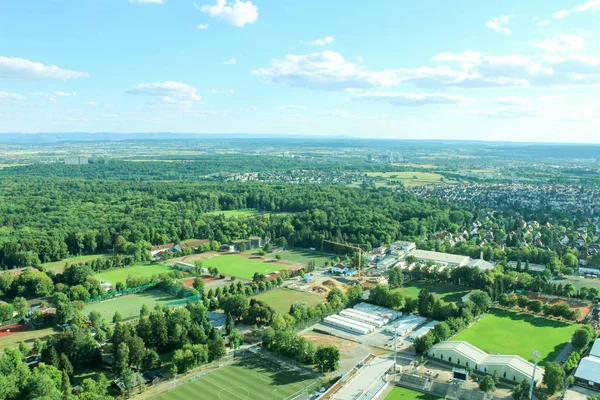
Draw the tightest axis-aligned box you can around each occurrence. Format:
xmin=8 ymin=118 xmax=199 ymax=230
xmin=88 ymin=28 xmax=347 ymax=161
xmin=202 ymin=376 xmax=247 ymax=400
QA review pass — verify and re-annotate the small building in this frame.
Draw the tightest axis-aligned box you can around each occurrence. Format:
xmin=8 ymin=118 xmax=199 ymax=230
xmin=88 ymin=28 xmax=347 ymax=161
xmin=209 ymin=311 xmax=228 ymax=332
xmin=248 ymin=236 xmax=263 ymax=249
xmin=150 ymin=243 xmax=174 ymax=257
xmin=377 ymin=256 xmax=397 ymax=271
xmin=174 ymin=262 xmax=196 ymax=272
xmin=390 ymin=241 xmax=416 ymax=253
xmin=574 ymin=356 xmax=600 ymax=391
xmin=178 ymin=239 xmax=210 ymax=250
xmin=303 ymin=274 xmax=314 ymax=283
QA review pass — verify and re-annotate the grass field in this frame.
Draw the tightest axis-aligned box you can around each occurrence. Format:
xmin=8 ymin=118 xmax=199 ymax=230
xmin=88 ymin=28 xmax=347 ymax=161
xmin=205 ymin=209 xmax=262 ymax=218
xmin=152 ymin=356 xmax=317 ymax=400
xmin=0 ymin=327 xmax=56 ymax=350
xmin=396 ymin=281 xmax=471 ymax=303
xmin=84 ymin=289 xmax=179 ymax=320
xmin=201 ymin=254 xmax=290 ymax=280
xmin=552 ymin=275 xmax=600 ymax=290
xmin=268 ymin=248 xmax=335 ymax=267
xmin=452 ymin=309 xmax=578 ymax=366
xmin=94 ymin=263 xmax=172 ymax=285
xmin=41 ymin=254 xmax=108 ymax=273
xmin=365 ymin=172 xmax=457 ymax=187
xmin=252 ymin=289 xmax=325 ymax=314
xmin=385 ymin=387 xmax=441 ymax=400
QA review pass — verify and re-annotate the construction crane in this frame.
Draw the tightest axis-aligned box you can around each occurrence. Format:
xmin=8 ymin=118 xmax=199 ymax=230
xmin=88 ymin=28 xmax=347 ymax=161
xmin=322 ymin=240 xmax=366 ymax=279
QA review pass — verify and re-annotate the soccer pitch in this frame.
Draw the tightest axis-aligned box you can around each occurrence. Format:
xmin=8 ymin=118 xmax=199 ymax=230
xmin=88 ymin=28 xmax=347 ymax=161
xmin=452 ymin=308 xmax=578 ymax=366
xmin=152 ymin=356 xmax=318 ymax=400
xmin=252 ymin=289 xmax=325 ymax=314
xmin=397 ymin=281 xmax=471 ymax=303
xmin=385 ymin=387 xmax=441 ymax=400
xmin=202 ymin=254 xmax=290 ymax=280
xmin=94 ymin=263 xmax=172 ymax=285
xmin=84 ymin=289 xmax=179 ymax=320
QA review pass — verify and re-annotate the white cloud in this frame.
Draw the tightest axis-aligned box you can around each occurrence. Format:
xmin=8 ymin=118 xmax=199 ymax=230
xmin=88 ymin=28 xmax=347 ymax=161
xmin=554 ymin=0 xmax=600 ymax=18
xmin=357 ymin=56 xmax=364 ymax=62
xmin=537 ymin=20 xmax=550 ymax=26
xmin=0 ymin=91 xmax=27 ymax=103
xmin=88 ymin=101 xmax=99 ymax=106
xmin=251 ymin=106 xmax=257 ymax=111
xmin=467 ymin=107 xmax=539 ymax=119
xmin=310 ymin=36 xmax=335 ymax=46
xmin=30 ymin=92 xmax=58 ymax=102
xmin=431 ymin=51 xmax=482 ymax=63
xmin=486 ymin=15 xmax=511 ymax=35
xmin=354 ymin=92 xmax=467 ymax=107
xmin=280 ymin=105 xmax=307 ymax=110
xmin=496 ymin=96 xmax=533 ymax=106
xmin=55 ymin=91 xmax=76 ymax=97
xmin=130 ymin=0 xmax=165 ymax=3
xmin=125 ymin=81 xmax=202 ymax=104
xmin=193 ymin=2 xmax=201 ymax=9
xmin=197 ymin=23 xmax=209 ymax=29
xmin=209 ymin=89 xmax=234 ymax=94
xmin=530 ymin=34 xmax=587 ymax=53
xmin=221 ymin=57 xmax=237 ymax=65
xmin=0 ymin=57 xmax=88 ymax=81
xmin=201 ymin=0 xmax=258 ymax=27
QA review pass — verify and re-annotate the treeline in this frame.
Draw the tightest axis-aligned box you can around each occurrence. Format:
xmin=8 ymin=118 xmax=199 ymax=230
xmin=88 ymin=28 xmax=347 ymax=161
xmin=0 ymin=178 xmax=471 ymax=269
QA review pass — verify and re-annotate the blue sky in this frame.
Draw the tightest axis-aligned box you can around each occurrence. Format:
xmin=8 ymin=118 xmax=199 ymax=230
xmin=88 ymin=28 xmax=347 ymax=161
xmin=1 ymin=0 xmax=600 ymax=142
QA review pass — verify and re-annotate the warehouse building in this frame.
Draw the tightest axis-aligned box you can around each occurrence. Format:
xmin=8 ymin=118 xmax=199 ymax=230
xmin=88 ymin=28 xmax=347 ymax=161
xmin=339 ymin=309 xmax=388 ymax=328
xmin=354 ymin=302 xmax=402 ymax=321
xmin=574 ymin=339 xmax=600 ymax=391
xmin=429 ymin=341 xmax=544 ymax=385
xmin=386 ymin=314 xmax=428 ymax=336
xmin=408 ymin=250 xmax=470 ymax=267
xmin=408 ymin=320 xmax=439 ymax=341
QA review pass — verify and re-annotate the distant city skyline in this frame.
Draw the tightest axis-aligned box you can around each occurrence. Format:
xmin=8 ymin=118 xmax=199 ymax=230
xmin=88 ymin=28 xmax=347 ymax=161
xmin=1 ymin=0 xmax=600 ymax=143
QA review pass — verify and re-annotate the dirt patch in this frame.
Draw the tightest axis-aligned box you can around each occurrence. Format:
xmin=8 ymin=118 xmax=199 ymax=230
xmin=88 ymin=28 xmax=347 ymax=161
xmin=0 ymin=323 xmax=31 ymax=338
xmin=179 ymin=251 xmax=221 ymax=264
xmin=549 ymin=299 xmax=591 ymax=321
xmin=234 ymin=253 xmax=302 ymax=271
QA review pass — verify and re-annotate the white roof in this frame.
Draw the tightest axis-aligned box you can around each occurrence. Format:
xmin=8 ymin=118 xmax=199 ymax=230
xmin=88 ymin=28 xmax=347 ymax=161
xmin=409 ymin=250 xmax=470 ymax=266
xmin=575 ymin=356 xmax=600 ymax=383
xmin=481 ymin=355 xmax=544 ymax=382
xmin=467 ymin=259 xmax=495 ymax=271
xmin=332 ymin=357 xmax=395 ymax=400
xmin=431 ymin=341 xmax=488 ymax=365
xmin=590 ymin=339 xmax=600 ymax=358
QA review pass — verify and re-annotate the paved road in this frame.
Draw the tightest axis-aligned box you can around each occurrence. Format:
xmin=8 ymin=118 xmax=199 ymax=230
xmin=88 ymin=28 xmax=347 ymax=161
xmin=555 ymin=342 xmax=573 ymax=365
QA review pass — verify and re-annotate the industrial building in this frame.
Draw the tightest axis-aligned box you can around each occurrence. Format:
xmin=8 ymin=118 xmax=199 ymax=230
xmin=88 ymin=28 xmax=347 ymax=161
xmin=353 ymin=302 xmax=402 ymax=321
xmin=323 ymin=315 xmax=373 ymax=335
xmin=339 ymin=309 xmax=388 ymax=328
xmin=408 ymin=320 xmax=439 ymax=341
xmin=574 ymin=339 xmax=600 ymax=391
xmin=64 ymin=156 xmax=89 ymax=165
xmin=429 ymin=341 xmax=544 ymax=385
xmin=386 ymin=314 xmax=428 ymax=336
xmin=408 ymin=250 xmax=470 ymax=267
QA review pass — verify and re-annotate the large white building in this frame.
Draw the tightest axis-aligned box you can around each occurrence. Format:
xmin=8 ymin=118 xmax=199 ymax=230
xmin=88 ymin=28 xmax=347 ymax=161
xmin=409 ymin=250 xmax=470 ymax=267
xmin=429 ymin=341 xmax=544 ymax=385
xmin=574 ymin=339 xmax=600 ymax=391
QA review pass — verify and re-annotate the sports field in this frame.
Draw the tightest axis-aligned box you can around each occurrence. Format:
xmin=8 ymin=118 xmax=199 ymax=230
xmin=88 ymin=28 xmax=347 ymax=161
xmin=205 ymin=209 xmax=262 ymax=218
xmin=41 ymin=254 xmax=107 ymax=273
xmin=152 ymin=356 xmax=317 ymax=400
xmin=452 ymin=308 xmax=578 ymax=366
xmin=84 ymin=289 xmax=179 ymax=320
xmin=385 ymin=387 xmax=441 ymax=400
xmin=267 ymin=249 xmax=335 ymax=267
xmin=396 ymin=281 xmax=471 ymax=303
xmin=0 ymin=327 xmax=56 ymax=350
xmin=94 ymin=263 xmax=172 ymax=285
xmin=252 ymin=289 xmax=325 ymax=314
xmin=201 ymin=254 xmax=290 ymax=280
xmin=365 ymin=172 xmax=457 ymax=187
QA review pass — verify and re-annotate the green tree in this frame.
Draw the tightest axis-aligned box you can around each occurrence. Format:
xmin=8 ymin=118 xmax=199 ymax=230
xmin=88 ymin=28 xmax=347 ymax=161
xmin=12 ymin=296 xmax=28 ymax=318
xmin=512 ymin=380 xmax=530 ymax=400
xmin=479 ymin=375 xmax=496 ymax=395
xmin=60 ymin=353 xmax=73 ymax=379
xmin=314 ymin=345 xmax=340 ymax=372
xmin=113 ymin=342 xmax=130 ymax=376
xmin=572 ymin=326 xmax=594 ymax=350
xmin=543 ymin=362 xmax=565 ymax=394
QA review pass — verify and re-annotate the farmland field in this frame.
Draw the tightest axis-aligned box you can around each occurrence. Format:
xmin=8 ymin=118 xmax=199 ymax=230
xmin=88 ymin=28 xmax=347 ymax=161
xmin=94 ymin=263 xmax=172 ymax=285
xmin=84 ymin=289 xmax=179 ymax=320
xmin=41 ymin=254 xmax=108 ymax=273
xmin=385 ymin=387 xmax=441 ymax=400
xmin=452 ymin=308 xmax=578 ymax=366
xmin=396 ymin=281 xmax=471 ymax=303
xmin=267 ymin=248 xmax=335 ymax=267
xmin=151 ymin=356 xmax=317 ymax=400
xmin=205 ymin=209 xmax=262 ymax=218
xmin=252 ymin=288 xmax=325 ymax=314
xmin=201 ymin=254 xmax=290 ymax=280
xmin=364 ymin=172 xmax=457 ymax=187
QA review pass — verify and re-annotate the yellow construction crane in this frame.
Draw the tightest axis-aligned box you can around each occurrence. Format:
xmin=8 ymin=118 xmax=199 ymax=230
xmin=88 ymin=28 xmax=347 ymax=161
xmin=322 ymin=240 xmax=365 ymax=279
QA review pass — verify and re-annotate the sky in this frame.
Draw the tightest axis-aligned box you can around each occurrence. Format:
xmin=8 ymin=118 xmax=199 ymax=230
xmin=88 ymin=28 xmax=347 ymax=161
xmin=1 ymin=0 xmax=600 ymax=143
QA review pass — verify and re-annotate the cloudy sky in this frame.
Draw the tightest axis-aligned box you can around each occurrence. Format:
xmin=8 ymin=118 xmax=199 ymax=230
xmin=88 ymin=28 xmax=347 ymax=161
xmin=1 ymin=0 xmax=600 ymax=142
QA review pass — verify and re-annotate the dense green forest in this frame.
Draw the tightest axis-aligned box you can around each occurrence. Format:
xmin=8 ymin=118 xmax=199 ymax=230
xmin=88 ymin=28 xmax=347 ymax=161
xmin=0 ymin=177 xmax=471 ymax=270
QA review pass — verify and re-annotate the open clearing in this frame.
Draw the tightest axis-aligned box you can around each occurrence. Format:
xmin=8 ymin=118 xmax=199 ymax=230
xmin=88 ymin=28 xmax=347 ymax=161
xmin=201 ymin=254 xmax=290 ymax=280
xmin=94 ymin=263 xmax=172 ymax=285
xmin=0 ymin=327 xmax=56 ymax=350
xmin=267 ymin=248 xmax=335 ymax=267
xmin=364 ymin=172 xmax=457 ymax=187
xmin=396 ymin=281 xmax=471 ymax=303
xmin=252 ymin=288 xmax=325 ymax=314
xmin=41 ymin=254 xmax=107 ymax=273
xmin=205 ymin=209 xmax=262 ymax=218
xmin=553 ymin=275 xmax=600 ymax=290
xmin=385 ymin=387 xmax=441 ymax=400
xmin=151 ymin=356 xmax=317 ymax=400
xmin=452 ymin=308 xmax=578 ymax=366
xmin=84 ymin=289 xmax=179 ymax=321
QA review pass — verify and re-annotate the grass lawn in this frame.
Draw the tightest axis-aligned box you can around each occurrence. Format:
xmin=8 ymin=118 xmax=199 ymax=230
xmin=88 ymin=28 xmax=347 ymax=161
xmin=84 ymin=289 xmax=179 ymax=321
xmin=41 ymin=254 xmax=108 ymax=273
xmin=201 ymin=254 xmax=290 ymax=280
xmin=268 ymin=248 xmax=335 ymax=267
xmin=552 ymin=276 xmax=600 ymax=290
xmin=0 ymin=327 xmax=57 ymax=350
xmin=385 ymin=387 xmax=441 ymax=400
xmin=152 ymin=356 xmax=317 ymax=400
xmin=396 ymin=281 xmax=471 ymax=303
xmin=94 ymin=263 xmax=172 ymax=285
xmin=252 ymin=289 xmax=325 ymax=314
xmin=452 ymin=308 xmax=578 ymax=366
xmin=205 ymin=209 xmax=262 ymax=218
